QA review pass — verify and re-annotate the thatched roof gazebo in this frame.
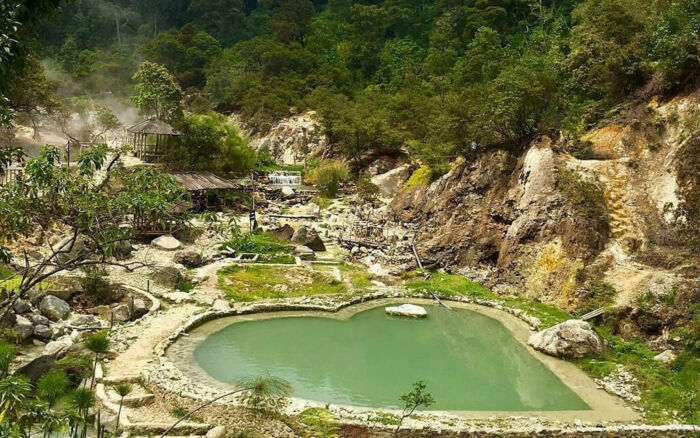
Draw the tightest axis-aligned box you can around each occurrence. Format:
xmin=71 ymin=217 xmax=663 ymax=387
xmin=127 ymin=118 xmax=180 ymax=162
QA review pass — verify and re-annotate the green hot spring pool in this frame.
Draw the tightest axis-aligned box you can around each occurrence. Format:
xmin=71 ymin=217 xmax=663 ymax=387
xmin=191 ymin=305 xmax=589 ymax=411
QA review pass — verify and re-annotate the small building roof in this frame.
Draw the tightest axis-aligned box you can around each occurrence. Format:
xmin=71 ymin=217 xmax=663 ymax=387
xmin=169 ymin=172 xmax=239 ymax=191
xmin=127 ymin=118 xmax=180 ymax=136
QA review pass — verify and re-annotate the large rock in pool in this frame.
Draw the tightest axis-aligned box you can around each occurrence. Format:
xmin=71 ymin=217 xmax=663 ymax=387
xmin=385 ymin=304 xmax=427 ymax=318
xmin=527 ymin=319 xmax=605 ymax=359
xmin=39 ymin=295 xmax=71 ymax=321
xmin=14 ymin=355 xmax=55 ymax=384
xmin=292 ymin=226 xmax=326 ymax=252
xmin=151 ymin=234 xmax=182 ymax=251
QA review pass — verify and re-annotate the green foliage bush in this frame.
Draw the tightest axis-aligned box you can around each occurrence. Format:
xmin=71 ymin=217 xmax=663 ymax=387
xmin=220 ymin=232 xmax=292 ymax=255
xmin=403 ymin=166 xmax=433 ymax=190
xmin=557 ymin=169 xmax=608 ymax=222
xmin=307 ymin=160 xmax=349 ymax=198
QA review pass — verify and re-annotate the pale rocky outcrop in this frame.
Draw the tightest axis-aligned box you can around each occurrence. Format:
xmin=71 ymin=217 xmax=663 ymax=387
xmin=13 ymin=299 xmax=31 ymax=314
xmin=385 ymin=303 xmax=427 ymax=318
xmin=33 ymin=324 xmax=52 ymax=339
xmin=151 ymin=265 xmax=184 ymax=289
xmin=239 ymin=111 xmax=328 ymax=165
xmin=528 ymin=319 xmax=605 ymax=359
xmin=205 ymin=426 xmax=226 ymax=438
xmin=371 ymin=164 xmax=412 ymax=197
xmin=151 ymin=235 xmax=182 ymax=251
xmin=270 ymin=224 xmax=295 ymax=240
xmin=44 ymin=336 xmax=73 ymax=358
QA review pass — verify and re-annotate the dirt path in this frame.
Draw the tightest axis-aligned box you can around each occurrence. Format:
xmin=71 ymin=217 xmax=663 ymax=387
xmin=107 ymin=302 xmax=199 ymax=378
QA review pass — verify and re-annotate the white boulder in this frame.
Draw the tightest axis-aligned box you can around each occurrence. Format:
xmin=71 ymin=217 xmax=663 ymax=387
xmin=281 ymin=186 xmax=295 ymax=199
xmin=44 ymin=336 xmax=73 ymax=359
xmin=385 ymin=304 xmax=427 ymax=318
xmin=151 ymin=234 xmax=182 ymax=251
xmin=371 ymin=164 xmax=412 ymax=197
xmin=653 ymin=349 xmax=677 ymax=366
xmin=527 ymin=319 xmax=605 ymax=359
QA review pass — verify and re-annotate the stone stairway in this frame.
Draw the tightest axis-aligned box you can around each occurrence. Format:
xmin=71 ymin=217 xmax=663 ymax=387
xmin=95 ymin=366 xmax=211 ymax=437
xmin=600 ymin=163 xmax=641 ymax=251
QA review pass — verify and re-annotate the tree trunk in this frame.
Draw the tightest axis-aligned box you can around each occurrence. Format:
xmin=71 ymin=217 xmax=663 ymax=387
xmin=115 ymin=398 xmax=123 ymax=433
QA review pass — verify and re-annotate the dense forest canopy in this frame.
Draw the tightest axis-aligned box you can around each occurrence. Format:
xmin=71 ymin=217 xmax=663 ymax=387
xmin=4 ymin=0 xmax=700 ymax=174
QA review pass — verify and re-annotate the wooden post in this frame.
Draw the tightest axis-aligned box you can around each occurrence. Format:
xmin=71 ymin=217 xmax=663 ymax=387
xmin=110 ymin=310 xmax=114 ymax=328
xmin=147 ymin=279 xmax=150 ymax=293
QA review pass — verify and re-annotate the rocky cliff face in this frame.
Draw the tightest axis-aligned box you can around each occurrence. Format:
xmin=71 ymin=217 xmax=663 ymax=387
xmin=391 ymin=92 xmax=699 ymax=312
xmin=232 ymin=111 xmax=328 ymax=166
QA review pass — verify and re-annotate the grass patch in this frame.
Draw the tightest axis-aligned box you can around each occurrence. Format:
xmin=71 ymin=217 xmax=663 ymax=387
xmin=220 ymin=232 xmax=292 ymax=255
xmin=404 ymin=272 xmax=494 ymax=300
xmin=257 ymin=254 xmax=297 ymax=264
xmin=578 ymin=330 xmax=700 ymax=424
xmin=0 ymin=265 xmax=13 ymax=280
xmin=178 ymin=281 xmax=195 ymax=292
xmin=579 ymin=280 xmax=618 ymax=313
xmin=314 ymin=263 xmax=374 ymax=290
xmin=557 ymin=169 xmax=608 ymax=221
xmin=218 ymin=265 xmax=347 ymax=301
xmin=404 ymin=272 xmax=571 ymax=327
xmin=369 ymin=412 xmax=400 ymax=425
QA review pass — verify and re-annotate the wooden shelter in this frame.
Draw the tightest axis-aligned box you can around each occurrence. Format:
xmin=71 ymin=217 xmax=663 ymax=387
xmin=127 ymin=118 xmax=180 ymax=162
xmin=169 ymin=172 xmax=240 ymax=211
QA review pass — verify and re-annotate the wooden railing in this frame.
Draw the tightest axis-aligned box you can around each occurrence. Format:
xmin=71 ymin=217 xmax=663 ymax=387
xmin=0 ymin=164 xmax=23 ymax=186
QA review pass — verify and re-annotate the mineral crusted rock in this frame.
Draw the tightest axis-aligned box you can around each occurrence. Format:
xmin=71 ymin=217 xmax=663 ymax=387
xmin=385 ymin=304 xmax=427 ymax=318
xmin=151 ymin=234 xmax=182 ymax=251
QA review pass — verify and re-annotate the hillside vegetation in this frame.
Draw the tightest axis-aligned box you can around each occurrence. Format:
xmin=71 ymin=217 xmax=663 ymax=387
xmin=0 ymin=0 xmax=697 ymax=176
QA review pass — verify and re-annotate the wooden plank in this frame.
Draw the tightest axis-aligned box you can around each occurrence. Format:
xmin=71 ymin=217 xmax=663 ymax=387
xmin=268 ymin=214 xmax=318 ymax=219
xmin=581 ymin=307 xmax=604 ymax=320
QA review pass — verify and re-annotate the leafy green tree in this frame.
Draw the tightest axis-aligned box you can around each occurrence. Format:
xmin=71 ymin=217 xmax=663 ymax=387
xmin=132 ymin=61 xmax=184 ymax=122
xmin=0 ymin=0 xmax=62 ymax=128
xmin=0 ymin=146 xmax=189 ymax=325
xmin=169 ymin=112 xmax=257 ymax=176
xmin=648 ymin=0 xmax=700 ymax=87
xmin=268 ymin=0 xmax=316 ymax=47
xmin=394 ymin=380 xmax=434 ymax=436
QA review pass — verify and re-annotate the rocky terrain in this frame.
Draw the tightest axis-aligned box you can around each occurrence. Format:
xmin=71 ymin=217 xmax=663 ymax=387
xmin=390 ymin=93 xmax=699 ymax=318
